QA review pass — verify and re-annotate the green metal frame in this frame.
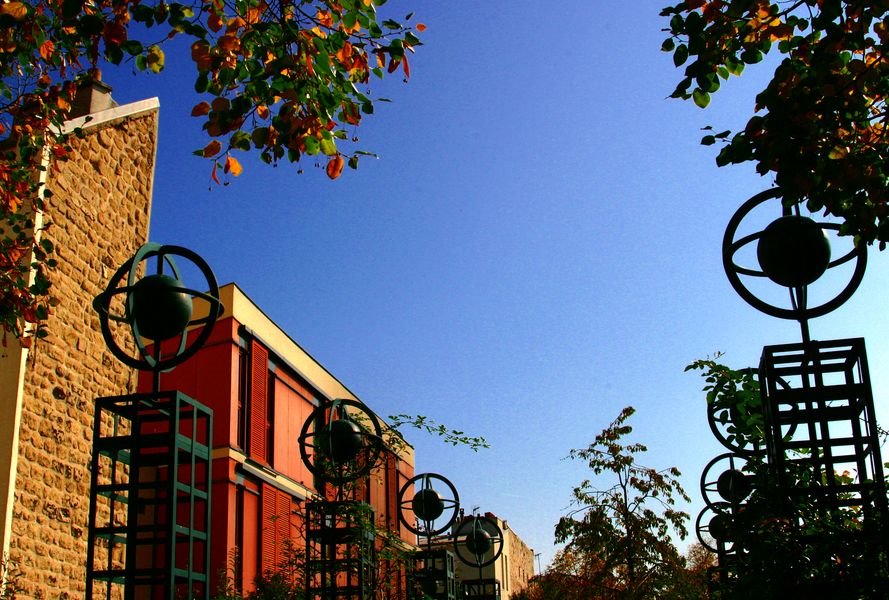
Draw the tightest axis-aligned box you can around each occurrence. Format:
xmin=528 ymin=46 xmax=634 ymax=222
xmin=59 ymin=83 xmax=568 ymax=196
xmin=86 ymin=391 xmax=213 ymax=600
xmin=306 ymin=500 xmax=376 ymax=599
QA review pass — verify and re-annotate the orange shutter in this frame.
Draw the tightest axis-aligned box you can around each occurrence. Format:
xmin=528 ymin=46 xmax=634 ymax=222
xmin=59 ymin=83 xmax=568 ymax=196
xmin=275 ymin=490 xmax=291 ymax=567
xmin=261 ymin=484 xmax=277 ymax=573
xmin=261 ymin=483 xmax=292 ymax=573
xmin=250 ymin=341 xmax=268 ymax=462
xmin=386 ymin=453 xmax=398 ymax=530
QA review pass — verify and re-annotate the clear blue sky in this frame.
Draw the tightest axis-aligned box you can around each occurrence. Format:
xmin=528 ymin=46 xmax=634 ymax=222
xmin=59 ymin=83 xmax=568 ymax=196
xmin=107 ymin=2 xmax=889 ymax=570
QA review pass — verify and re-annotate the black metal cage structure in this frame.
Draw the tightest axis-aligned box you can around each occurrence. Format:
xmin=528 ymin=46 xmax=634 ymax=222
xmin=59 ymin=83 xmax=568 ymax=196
xmin=305 ymin=500 xmax=377 ymax=599
xmin=411 ymin=549 xmax=457 ymax=600
xmin=760 ymin=338 xmax=888 ymax=521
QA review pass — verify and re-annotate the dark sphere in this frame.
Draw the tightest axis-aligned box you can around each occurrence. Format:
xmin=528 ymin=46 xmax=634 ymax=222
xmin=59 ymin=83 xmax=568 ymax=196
xmin=466 ymin=529 xmax=492 ymax=555
xmin=412 ymin=488 xmax=445 ymax=521
xmin=757 ymin=215 xmax=831 ymax=287
xmin=709 ymin=513 xmax=733 ymax=542
xmin=717 ymin=469 xmax=752 ymax=503
xmin=316 ymin=419 xmax=363 ymax=463
xmin=130 ymin=274 xmax=193 ymax=341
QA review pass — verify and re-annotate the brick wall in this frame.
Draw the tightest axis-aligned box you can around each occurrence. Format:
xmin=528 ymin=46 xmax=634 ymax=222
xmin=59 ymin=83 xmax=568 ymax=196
xmin=8 ymin=103 xmax=158 ymax=598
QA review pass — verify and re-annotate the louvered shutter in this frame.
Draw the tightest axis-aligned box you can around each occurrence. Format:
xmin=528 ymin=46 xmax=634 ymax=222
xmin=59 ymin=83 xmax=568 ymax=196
xmin=261 ymin=484 xmax=292 ymax=573
xmin=261 ymin=484 xmax=277 ymax=573
xmin=250 ymin=341 xmax=269 ymax=461
xmin=275 ymin=490 xmax=291 ymax=567
xmin=386 ymin=453 xmax=398 ymax=529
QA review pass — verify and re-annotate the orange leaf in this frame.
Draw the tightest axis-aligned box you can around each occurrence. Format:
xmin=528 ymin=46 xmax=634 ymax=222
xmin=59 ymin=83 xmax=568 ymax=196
xmin=317 ymin=10 xmax=333 ymax=28
xmin=687 ymin=0 xmax=705 ymax=9
xmin=208 ymin=13 xmax=224 ymax=33
xmin=203 ymin=140 xmax=222 ymax=157
xmin=39 ymin=40 xmax=54 ymax=61
xmin=306 ymin=53 xmax=315 ymax=76
xmin=326 ymin=155 xmax=344 ymax=180
xmin=103 ymin=22 xmax=127 ymax=46
xmin=416 ymin=23 xmax=427 ymax=32
xmin=0 ymin=2 xmax=27 ymax=21
xmin=191 ymin=101 xmax=211 ymax=116
xmin=211 ymin=97 xmax=231 ymax=112
xmin=224 ymin=155 xmax=243 ymax=176
xmin=211 ymin=162 xmax=220 ymax=184
xmin=402 ymin=54 xmax=410 ymax=79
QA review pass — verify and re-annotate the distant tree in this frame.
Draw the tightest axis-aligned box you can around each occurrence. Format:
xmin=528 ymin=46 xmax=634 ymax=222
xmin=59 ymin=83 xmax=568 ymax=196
xmin=661 ymin=1 xmax=889 ymax=247
xmin=0 ymin=0 xmax=423 ymax=339
xmin=555 ymin=406 xmax=692 ymax=599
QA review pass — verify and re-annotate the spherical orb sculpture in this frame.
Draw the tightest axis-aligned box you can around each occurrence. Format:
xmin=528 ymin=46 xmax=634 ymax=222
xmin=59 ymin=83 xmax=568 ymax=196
xmin=315 ymin=419 xmax=364 ymax=464
xmin=756 ymin=215 xmax=831 ymax=287
xmin=298 ymin=399 xmax=384 ymax=485
xmin=695 ymin=503 xmax=735 ymax=553
xmin=130 ymin=274 xmax=194 ymax=341
xmin=723 ymin=188 xmax=866 ymax=322
xmin=716 ymin=469 xmax=752 ymax=504
xmin=466 ymin=528 xmax=492 ymax=555
xmin=398 ymin=473 xmax=460 ymax=537
xmin=413 ymin=488 xmax=445 ymax=521
xmin=454 ymin=515 xmax=504 ymax=568
xmin=93 ymin=243 xmax=223 ymax=371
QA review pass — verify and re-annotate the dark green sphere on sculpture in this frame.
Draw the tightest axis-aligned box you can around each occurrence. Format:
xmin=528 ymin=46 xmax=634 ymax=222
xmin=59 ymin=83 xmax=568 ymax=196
xmin=130 ymin=274 xmax=193 ymax=340
xmin=412 ymin=488 xmax=445 ymax=521
xmin=757 ymin=215 xmax=831 ymax=287
xmin=466 ymin=529 xmax=492 ymax=555
xmin=316 ymin=419 xmax=363 ymax=463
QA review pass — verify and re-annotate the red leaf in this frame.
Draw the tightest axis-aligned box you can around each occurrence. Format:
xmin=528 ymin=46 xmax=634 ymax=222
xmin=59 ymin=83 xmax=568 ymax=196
xmin=326 ymin=155 xmax=344 ymax=180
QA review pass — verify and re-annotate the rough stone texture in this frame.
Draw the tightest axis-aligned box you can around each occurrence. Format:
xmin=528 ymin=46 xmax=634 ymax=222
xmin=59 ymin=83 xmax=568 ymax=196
xmin=9 ymin=108 xmax=157 ymax=598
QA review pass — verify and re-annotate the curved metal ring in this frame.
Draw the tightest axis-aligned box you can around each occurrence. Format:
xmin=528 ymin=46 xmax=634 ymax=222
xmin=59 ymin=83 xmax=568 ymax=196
xmin=453 ymin=515 xmax=504 ymax=568
xmin=397 ymin=472 xmax=460 ymax=537
xmin=298 ymin=399 xmax=385 ymax=485
xmin=722 ymin=188 xmax=867 ymax=321
xmin=93 ymin=243 xmax=223 ymax=371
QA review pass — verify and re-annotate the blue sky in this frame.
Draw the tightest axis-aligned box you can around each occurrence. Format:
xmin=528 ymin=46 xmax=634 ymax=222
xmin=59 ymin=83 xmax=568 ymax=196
xmin=106 ymin=2 xmax=889 ymax=569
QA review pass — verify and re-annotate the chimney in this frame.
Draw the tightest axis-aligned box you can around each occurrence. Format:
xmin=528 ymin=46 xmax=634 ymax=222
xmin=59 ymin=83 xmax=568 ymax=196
xmin=69 ymin=69 xmax=118 ymax=119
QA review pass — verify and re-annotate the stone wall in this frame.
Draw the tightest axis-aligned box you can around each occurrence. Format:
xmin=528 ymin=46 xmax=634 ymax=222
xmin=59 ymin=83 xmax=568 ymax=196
xmin=8 ymin=103 xmax=158 ymax=598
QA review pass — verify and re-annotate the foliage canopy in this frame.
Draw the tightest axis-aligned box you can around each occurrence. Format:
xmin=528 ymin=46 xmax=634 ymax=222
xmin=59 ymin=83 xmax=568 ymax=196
xmin=662 ymin=1 xmax=889 ymax=246
xmin=0 ymin=0 xmax=422 ymax=338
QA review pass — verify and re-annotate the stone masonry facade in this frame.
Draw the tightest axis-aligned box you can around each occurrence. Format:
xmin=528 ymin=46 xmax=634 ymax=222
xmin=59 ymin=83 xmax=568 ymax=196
xmin=9 ymin=104 xmax=157 ymax=598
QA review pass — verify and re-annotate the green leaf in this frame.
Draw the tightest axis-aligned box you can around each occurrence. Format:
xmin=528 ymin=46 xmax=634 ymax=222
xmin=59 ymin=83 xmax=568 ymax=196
xmin=673 ymin=44 xmax=689 ymax=67
xmin=303 ymin=136 xmax=320 ymax=155
xmin=692 ymin=88 xmax=710 ymax=108
xmin=661 ymin=38 xmax=675 ymax=52
xmin=701 ymin=135 xmax=716 ymax=146
xmin=319 ymin=137 xmax=337 ymax=156
xmin=195 ymin=72 xmax=209 ymax=93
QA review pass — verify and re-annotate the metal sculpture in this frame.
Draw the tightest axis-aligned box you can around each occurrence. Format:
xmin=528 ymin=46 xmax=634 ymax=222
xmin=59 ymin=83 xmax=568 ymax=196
xmin=86 ymin=242 xmax=221 ymax=600
xmin=397 ymin=473 xmax=461 ymax=600
xmin=298 ymin=398 xmax=385 ymax=493
xmin=453 ymin=515 xmax=505 ymax=600
xmin=299 ymin=399 xmax=387 ymax=599
xmin=698 ymin=187 xmax=889 ymax=594
xmin=721 ymin=187 xmax=866 ymax=343
xmin=93 ymin=242 xmax=223 ymax=373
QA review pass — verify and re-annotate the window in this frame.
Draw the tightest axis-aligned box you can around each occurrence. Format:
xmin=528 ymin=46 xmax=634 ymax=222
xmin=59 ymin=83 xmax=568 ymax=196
xmin=236 ymin=346 xmax=248 ymax=450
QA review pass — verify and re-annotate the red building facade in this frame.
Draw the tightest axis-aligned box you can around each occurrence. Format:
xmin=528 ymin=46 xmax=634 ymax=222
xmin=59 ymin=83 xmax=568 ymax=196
xmin=138 ymin=283 xmax=415 ymax=595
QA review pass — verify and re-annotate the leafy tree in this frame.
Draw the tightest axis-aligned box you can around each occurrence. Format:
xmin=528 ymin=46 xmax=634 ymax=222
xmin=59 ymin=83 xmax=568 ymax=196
xmin=555 ymin=406 xmax=692 ymax=599
xmin=0 ymin=0 xmax=423 ymax=338
xmin=687 ymin=357 xmax=889 ymax=598
xmin=661 ymin=1 xmax=889 ymax=247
